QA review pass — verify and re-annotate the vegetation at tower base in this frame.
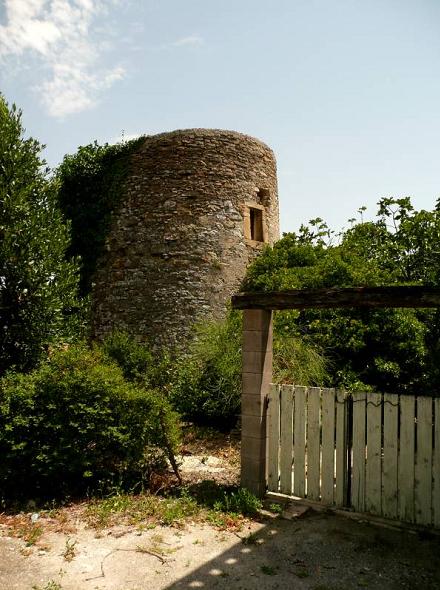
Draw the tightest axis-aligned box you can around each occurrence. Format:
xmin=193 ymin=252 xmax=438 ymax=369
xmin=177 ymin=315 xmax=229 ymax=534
xmin=169 ymin=312 xmax=243 ymax=428
xmin=56 ymin=137 xmax=144 ymax=295
xmin=0 ymin=96 xmax=81 ymax=374
xmin=0 ymin=343 xmax=180 ymax=500
xmin=168 ymin=311 xmax=328 ymax=428
xmin=244 ymin=197 xmax=440 ymax=394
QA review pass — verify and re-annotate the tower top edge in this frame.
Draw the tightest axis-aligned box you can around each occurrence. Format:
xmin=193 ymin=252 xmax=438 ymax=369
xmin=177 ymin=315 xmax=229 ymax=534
xmin=133 ymin=128 xmax=275 ymax=155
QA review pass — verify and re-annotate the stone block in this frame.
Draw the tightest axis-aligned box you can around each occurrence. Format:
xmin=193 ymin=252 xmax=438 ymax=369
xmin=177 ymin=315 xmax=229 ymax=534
xmin=240 ymin=477 xmax=267 ymax=498
xmin=243 ymin=329 xmax=273 ymax=353
xmin=243 ymin=309 xmax=273 ymax=332
xmin=241 ymin=435 xmax=267 ymax=464
xmin=242 ymin=373 xmax=262 ymax=396
xmin=242 ymin=413 xmax=266 ymax=439
xmin=241 ymin=392 xmax=265 ymax=416
xmin=242 ymin=350 xmax=273 ymax=374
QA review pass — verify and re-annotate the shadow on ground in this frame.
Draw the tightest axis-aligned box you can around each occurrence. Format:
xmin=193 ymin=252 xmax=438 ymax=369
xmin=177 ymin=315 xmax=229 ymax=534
xmin=165 ymin=509 xmax=440 ymax=590
xmin=1 ymin=489 xmax=440 ymax=589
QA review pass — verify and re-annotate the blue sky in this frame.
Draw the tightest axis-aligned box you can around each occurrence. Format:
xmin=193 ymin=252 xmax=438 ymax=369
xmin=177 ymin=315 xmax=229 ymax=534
xmin=1 ymin=0 xmax=440 ymax=233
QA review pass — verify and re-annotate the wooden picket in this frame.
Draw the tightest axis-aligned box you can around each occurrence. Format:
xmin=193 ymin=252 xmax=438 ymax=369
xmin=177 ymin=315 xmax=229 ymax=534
xmin=365 ymin=392 xmax=382 ymax=515
xmin=267 ymin=384 xmax=280 ymax=491
xmin=267 ymin=385 xmax=440 ymax=529
xmin=398 ymin=395 xmax=415 ymax=523
xmin=335 ymin=390 xmax=347 ymax=507
xmin=293 ymin=386 xmax=306 ymax=497
xmin=279 ymin=385 xmax=294 ymax=495
xmin=351 ymin=392 xmax=366 ymax=512
xmin=382 ymin=393 xmax=399 ymax=519
xmin=267 ymin=385 xmax=347 ymax=508
xmin=415 ymin=397 xmax=432 ymax=525
xmin=320 ymin=388 xmax=336 ymax=504
xmin=307 ymin=387 xmax=321 ymax=500
xmin=434 ymin=399 xmax=440 ymax=528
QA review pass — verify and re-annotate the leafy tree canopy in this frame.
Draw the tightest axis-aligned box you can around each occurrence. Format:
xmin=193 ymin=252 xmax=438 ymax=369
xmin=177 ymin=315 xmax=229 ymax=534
xmin=0 ymin=96 xmax=80 ymax=373
xmin=244 ymin=198 xmax=440 ymax=393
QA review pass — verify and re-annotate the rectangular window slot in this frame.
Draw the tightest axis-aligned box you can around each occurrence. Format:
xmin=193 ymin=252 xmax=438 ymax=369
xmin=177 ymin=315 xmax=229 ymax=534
xmin=250 ymin=207 xmax=264 ymax=242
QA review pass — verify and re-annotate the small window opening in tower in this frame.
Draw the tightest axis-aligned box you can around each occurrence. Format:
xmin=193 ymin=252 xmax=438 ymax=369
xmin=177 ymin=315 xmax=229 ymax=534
xmin=250 ymin=207 xmax=264 ymax=242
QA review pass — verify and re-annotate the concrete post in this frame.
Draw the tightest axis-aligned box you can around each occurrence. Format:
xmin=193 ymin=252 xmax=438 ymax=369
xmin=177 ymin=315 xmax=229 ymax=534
xmin=241 ymin=309 xmax=273 ymax=497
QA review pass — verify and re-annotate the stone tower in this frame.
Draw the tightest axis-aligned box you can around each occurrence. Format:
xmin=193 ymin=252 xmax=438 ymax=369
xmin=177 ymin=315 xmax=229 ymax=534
xmin=91 ymin=129 xmax=279 ymax=349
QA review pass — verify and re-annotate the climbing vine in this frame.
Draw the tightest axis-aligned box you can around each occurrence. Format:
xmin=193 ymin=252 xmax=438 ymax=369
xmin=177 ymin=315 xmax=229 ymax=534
xmin=56 ymin=137 xmax=144 ymax=294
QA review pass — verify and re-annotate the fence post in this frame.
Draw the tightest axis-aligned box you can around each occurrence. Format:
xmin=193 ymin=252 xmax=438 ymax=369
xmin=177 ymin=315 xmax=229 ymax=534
xmin=241 ymin=309 xmax=273 ymax=497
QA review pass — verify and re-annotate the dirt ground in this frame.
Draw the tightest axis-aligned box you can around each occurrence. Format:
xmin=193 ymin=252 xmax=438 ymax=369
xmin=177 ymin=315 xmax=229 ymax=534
xmin=1 ymin=429 xmax=440 ymax=590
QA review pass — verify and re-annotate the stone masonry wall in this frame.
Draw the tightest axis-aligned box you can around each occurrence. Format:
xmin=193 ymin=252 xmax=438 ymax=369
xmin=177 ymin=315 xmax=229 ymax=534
xmin=91 ymin=128 xmax=279 ymax=349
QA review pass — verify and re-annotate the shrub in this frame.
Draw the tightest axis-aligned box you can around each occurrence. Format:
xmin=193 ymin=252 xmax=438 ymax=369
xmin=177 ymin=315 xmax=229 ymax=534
xmin=169 ymin=312 xmax=242 ymax=428
xmin=101 ymin=331 xmax=153 ymax=383
xmin=243 ymin=199 xmax=440 ymax=394
xmin=169 ymin=311 xmax=329 ymax=428
xmin=212 ymin=487 xmax=262 ymax=516
xmin=0 ymin=344 xmax=180 ymax=500
xmin=273 ymin=331 xmax=329 ymax=385
xmin=101 ymin=330 xmax=175 ymax=391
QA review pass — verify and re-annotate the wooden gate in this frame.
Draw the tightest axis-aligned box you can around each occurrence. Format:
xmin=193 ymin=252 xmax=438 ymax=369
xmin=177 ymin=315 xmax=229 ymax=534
xmin=267 ymin=384 xmax=440 ymax=528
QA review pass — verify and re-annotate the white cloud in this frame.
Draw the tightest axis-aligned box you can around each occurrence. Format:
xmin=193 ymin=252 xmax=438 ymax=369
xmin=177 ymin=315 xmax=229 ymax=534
xmin=0 ymin=0 xmax=125 ymax=118
xmin=154 ymin=34 xmax=205 ymax=52
xmin=172 ymin=35 xmax=204 ymax=47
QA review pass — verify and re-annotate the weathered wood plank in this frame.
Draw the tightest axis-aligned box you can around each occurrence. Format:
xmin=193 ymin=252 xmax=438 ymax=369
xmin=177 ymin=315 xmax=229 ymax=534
xmin=415 ymin=397 xmax=433 ymax=526
xmin=351 ymin=392 xmax=367 ymax=513
xmin=434 ymin=398 xmax=440 ymax=528
xmin=307 ymin=387 xmax=321 ymax=501
xmin=267 ymin=385 xmax=280 ymax=492
xmin=382 ymin=393 xmax=399 ymax=519
xmin=398 ymin=395 xmax=415 ymax=523
xmin=366 ymin=392 xmax=382 ymax=515
xmin=321 ymin=388 xmax=336 ymax=505
xmin=231 ymin=286 xmax=440 ymax=310
xmin=335 ymin=390 xmax=348 ymax=507
xmin=279 ymin=385 xmax=294 ymax=495
xmin=293 ymin=386 xmax=307 ymax=498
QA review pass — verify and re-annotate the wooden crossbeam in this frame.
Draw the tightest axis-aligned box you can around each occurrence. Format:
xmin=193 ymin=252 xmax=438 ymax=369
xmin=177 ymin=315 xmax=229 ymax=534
xmin=231 ymin=286 xmax=440 ymax=310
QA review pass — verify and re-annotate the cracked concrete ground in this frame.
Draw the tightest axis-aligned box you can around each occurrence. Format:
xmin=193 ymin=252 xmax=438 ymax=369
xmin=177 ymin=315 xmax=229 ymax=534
xmin=2 ymin=435 xmax=439 ymax=590
xmin=1 ymin=505 xmax=440 ymax=590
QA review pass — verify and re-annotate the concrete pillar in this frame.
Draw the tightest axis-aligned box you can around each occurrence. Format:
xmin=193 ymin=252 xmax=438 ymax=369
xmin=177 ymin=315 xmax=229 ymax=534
xmin=241 ymin=309 xmax=273 ymax=497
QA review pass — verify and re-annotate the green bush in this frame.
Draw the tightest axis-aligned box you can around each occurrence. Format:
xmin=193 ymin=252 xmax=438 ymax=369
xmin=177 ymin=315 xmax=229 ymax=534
xmin=244 ymin=199 xmax=440 ymax=394
xmin=273 ymin=331 xmax=329 ymax=385
xmin=169 ymin=312 xmax=242 ymax=428
xmin=212 ymin=487 xmax=262 ymax=516
xmin=101 ymin=331 xmax=153 ymax=383
xmin=169 ymin=311 xmax=329 ymax=428
xmin=101 ymin=330 xmax=175 ymax=391
xmin=0 ymin=344 xmax=180 ymax=500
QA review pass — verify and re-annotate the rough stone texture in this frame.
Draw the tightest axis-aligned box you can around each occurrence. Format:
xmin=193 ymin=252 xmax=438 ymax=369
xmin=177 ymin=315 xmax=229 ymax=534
xmin=91 ymin=128 xmax=279 ymax=349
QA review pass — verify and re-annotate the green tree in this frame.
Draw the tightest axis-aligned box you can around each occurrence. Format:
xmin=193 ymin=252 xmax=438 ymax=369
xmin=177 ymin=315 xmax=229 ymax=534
xmin=244 ymin=198 xmax=440 ymax=394
xmin=0 ymin=97 xmax=80 ymax=373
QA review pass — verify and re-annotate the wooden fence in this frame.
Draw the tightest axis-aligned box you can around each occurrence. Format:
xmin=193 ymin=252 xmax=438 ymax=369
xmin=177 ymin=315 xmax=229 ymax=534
xmin=233 ymin=287 xmax=440 ymax=526
xmin=267 ymin=384 xmax=440 ymax=528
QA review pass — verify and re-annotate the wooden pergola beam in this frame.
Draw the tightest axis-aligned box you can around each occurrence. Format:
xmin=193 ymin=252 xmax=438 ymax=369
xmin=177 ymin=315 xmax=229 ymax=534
xmin=232 ymin=286 xmax=440 ymax=310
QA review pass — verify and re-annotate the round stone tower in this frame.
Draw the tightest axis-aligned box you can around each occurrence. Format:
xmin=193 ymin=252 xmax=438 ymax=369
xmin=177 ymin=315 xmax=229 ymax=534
xmin=91 ymin=128 xmax=279 ymax=349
